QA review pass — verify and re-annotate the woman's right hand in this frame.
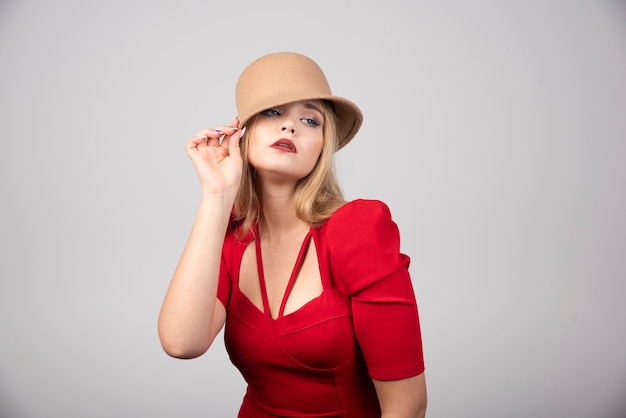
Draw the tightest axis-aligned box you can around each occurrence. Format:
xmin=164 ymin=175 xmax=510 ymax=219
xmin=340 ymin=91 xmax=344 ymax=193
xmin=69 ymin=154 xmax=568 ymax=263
xmin=186 ymin=117 xmax=244 ymax=196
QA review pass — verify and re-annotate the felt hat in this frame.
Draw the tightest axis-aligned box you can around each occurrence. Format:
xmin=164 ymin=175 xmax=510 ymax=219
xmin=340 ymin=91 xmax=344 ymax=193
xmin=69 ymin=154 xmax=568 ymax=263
xmin=235 ymin=52 xmax=363 ymax=150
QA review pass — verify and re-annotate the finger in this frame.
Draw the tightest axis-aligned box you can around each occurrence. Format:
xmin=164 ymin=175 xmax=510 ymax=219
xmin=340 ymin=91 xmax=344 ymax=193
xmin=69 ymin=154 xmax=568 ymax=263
xmin=216 ymin=117 xmax=240 ymax=146
xmin=188 ymin=135 xmax=208 ymax=150
xmin=192 ymin=126 xmax=237 ymax=141
xmin=217 ymin=125 xmax=239 ymax=146
xmin=219 ymin=117 xmax=241 ymax=146
xmin=227 ymin=126 xmax=243 ymax=163
xmin=191 ymin=126 xmax=238 ymax=147
xmin=188 ymin=133 xmax=222 ymax=151
xmin=219 ymin=127 xmax=242 ymax=151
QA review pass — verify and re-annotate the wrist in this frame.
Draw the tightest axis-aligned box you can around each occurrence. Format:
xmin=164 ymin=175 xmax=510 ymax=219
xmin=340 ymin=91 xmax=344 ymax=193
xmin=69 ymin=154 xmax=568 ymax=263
xmin=198 ymin=191 xmax=236 ymax=212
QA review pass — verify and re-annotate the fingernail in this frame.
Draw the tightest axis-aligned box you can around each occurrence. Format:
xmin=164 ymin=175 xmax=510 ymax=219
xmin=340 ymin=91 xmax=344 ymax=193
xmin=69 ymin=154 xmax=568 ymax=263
xmin=215 ymin=129 xmax=222 ymax=133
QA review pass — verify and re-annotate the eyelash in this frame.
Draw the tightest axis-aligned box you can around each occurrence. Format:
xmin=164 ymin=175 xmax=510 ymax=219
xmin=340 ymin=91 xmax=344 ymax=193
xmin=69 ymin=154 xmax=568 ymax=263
xmin=260 ymin=108 xmax=321 ymax=127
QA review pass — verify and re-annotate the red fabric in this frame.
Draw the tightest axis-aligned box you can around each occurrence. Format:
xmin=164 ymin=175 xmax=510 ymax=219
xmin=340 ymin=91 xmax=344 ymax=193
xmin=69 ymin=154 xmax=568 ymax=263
xmin=217 ymin=199 xmax=424 ymax=417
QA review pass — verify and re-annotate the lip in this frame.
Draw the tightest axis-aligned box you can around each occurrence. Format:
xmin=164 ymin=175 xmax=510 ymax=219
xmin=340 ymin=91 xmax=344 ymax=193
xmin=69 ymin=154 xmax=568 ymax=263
xmin=271 ymin=138 xmax=297 ymax=153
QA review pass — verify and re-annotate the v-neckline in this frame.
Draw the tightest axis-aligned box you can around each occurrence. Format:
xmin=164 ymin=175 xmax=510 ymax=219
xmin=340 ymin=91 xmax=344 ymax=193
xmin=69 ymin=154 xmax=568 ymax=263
xmin=254 ymin=229 xmax=313 ymax=319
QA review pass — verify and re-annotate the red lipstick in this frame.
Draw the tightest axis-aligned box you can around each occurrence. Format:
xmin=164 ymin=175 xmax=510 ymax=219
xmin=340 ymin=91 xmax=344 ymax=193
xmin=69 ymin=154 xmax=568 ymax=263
xmin=271 ymin=138 xmax=297 ymax=153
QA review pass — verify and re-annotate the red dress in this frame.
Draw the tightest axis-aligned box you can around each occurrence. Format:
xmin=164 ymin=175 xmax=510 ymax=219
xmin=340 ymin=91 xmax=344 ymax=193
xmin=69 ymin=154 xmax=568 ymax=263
xmin=217 ymin=200 xmax=424 ymax=417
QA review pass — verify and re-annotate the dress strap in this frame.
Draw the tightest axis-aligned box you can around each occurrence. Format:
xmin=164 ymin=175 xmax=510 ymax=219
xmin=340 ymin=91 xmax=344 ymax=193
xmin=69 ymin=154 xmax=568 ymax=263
xmin=309 ymin=227 xmax=332 ymax=290
xmin=278 ymin=231 xmax=313 ymax=318
xmin=254 ymin=238 xmax=272 ymax=316
xmin=254 ymin=229 xmax=315 ymax=318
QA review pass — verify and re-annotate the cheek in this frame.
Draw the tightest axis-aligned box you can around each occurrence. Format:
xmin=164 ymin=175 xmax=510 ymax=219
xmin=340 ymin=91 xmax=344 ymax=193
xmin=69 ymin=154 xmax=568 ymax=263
xmin=246 ymin=135 xmax=264 ymax=165
xmin=306 ymin=133 xmax=324 ymax=155
xmin=310 ymin=138 xmax=324 ymax=161
xmin=306 ymin=142 xmax=324 ymax=165
xmin=300 ymin=142 xmax=324 ymax=173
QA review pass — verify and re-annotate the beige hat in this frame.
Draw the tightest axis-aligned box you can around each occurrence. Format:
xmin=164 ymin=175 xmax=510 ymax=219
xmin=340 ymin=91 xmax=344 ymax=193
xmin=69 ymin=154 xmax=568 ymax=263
xmin=235 ymin=52 xmax=363 ymax=150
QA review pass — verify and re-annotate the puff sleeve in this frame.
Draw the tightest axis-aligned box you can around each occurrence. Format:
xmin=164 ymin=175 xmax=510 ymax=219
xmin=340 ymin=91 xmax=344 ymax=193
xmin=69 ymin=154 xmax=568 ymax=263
xmin=324 ymin=199 xmax=425 ymax=380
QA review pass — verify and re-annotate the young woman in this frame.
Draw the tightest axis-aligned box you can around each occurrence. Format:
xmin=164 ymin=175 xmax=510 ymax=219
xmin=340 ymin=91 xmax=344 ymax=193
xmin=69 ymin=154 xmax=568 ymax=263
xmin=158 ymin=52 xmax=426 ymax=417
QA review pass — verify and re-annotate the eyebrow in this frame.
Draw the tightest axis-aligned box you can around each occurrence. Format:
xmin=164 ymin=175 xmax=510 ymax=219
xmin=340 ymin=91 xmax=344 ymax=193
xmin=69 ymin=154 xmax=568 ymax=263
xmin=303 ymin=102 xmax=324 ymax=116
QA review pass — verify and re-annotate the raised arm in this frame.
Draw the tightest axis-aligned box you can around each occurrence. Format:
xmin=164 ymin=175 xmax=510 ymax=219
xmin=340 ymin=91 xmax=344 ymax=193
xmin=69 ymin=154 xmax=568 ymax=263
xmin=158 ymin=120 xmax=243 ymax=359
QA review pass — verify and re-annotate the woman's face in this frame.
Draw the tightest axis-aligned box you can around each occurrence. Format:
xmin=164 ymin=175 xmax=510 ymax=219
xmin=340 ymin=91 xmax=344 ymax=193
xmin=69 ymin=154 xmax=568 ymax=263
xmin=247 ymin=100 xmax=325 ymax=182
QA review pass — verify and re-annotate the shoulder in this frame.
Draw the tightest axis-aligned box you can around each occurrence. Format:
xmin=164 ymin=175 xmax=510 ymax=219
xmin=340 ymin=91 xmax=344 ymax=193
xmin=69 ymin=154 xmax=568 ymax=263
xmin=323 ymin=199 xmax=393 ymax=231
xmin=222 ymin=221 xmax=255 ymax=262
xmin=321 ymin=199 xmax=402 ymax=255
xmin=320 ymin=199 xmax=409 ymax=294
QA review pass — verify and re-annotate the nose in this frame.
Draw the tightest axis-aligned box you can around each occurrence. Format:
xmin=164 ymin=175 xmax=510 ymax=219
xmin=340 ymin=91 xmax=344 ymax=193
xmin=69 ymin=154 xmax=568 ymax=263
xmin=280 ymin=119 xmax=295 ymax=135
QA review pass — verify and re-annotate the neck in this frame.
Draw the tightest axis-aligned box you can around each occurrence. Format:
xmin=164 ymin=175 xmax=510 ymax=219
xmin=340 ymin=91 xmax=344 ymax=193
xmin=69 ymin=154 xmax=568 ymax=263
xmin=257 ymin=181 xmax=309 ymax=242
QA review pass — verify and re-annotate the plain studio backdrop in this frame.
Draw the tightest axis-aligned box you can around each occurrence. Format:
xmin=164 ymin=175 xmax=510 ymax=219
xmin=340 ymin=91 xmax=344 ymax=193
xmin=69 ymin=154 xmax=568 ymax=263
xmin=1 ymin=1 xmax=625 ymax=417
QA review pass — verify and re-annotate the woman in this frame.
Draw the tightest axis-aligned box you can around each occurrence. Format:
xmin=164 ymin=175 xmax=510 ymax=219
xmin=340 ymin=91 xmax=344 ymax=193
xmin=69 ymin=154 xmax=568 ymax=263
xmin=158 ymin=52 xmax=426 ymax=417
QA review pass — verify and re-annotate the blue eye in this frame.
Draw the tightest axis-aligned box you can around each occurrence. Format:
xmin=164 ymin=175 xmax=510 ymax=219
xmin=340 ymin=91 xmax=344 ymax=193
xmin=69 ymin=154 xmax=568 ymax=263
xmin=261 ymin=108 xmax=280 ymax=116
xmin=302 ymin=118 xmax=320 ymax=127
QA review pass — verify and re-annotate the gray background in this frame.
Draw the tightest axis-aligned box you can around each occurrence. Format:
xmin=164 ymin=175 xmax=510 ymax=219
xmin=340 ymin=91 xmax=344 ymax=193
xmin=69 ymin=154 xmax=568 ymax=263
xmin=1 ymin=1 xmax=625 ymax=417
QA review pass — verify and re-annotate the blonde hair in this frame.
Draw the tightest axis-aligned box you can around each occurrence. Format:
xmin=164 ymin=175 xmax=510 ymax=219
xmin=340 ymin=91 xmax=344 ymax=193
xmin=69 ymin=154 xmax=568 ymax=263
xmin=233 ymin=101 xmax=346 ymax=237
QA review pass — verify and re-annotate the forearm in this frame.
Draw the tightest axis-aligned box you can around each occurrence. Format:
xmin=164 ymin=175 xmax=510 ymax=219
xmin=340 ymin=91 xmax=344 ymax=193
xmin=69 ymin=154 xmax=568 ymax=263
xmin=380 ymin=399 xmax=426 ymax=418
xmin=381 ymin=408 xmax=426 ymax=418
xmin=374 ymin=373 xmax=427 ymax=418
xmin=158 ymin=193 xmax=234 ymax=358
